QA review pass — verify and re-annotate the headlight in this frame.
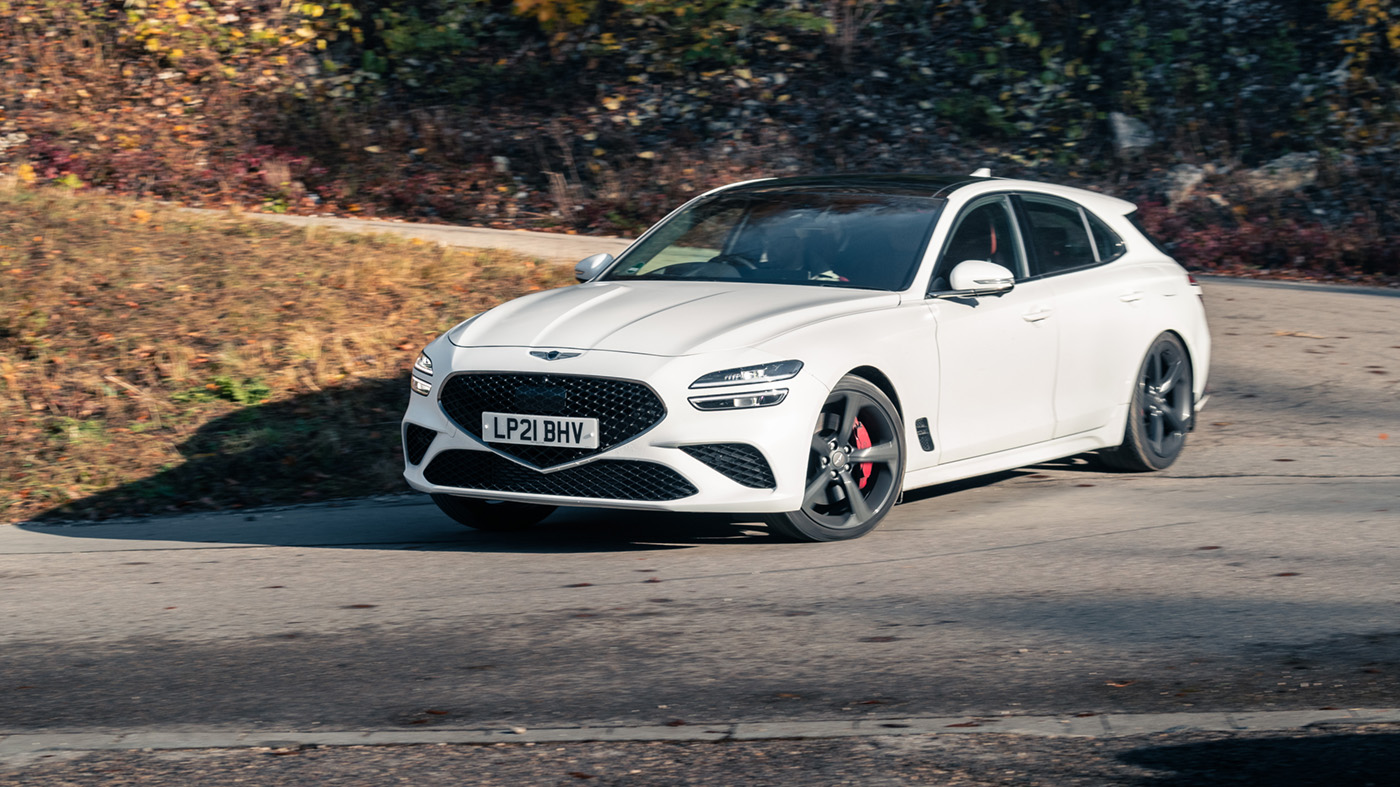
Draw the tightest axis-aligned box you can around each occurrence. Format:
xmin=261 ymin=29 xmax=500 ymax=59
xmin=413 ymin=352 xmax=434 ymax=376
xmin=690 ymin=360 xmax=803 ymax=389
xmin=688 ymin=388 xmax=788 ymax=411
xmin=409 ymin=376 xmax=433 ymax=396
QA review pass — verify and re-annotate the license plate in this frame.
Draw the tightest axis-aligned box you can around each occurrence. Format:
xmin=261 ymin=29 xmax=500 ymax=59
xmin=481 ymin=412 xmax=599 ymax=449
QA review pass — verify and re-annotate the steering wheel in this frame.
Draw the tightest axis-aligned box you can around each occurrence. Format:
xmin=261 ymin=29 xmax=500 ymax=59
xmin=708 ymin=252 xmax=758 ymax=270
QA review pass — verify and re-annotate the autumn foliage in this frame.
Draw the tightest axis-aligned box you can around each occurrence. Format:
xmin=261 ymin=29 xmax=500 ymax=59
xmin=1 ymin=1 xmax=1399 ymax=280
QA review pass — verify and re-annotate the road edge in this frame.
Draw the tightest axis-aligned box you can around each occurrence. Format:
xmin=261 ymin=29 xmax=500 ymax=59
xmin=4 ymin=709 xmax=1399 ymax=762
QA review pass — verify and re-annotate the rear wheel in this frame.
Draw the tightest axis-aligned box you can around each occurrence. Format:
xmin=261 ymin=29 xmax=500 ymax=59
xmin=431 ymin=494 xmax=557 ymax=531
xmin=1099 ymin=333 xmax=1193 ymax=472
xmin=764 ymin=376 xmax=905 ymax=542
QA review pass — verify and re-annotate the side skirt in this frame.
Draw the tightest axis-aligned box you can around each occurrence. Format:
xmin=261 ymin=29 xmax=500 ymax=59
xmin=901 ymin=407 xmax=1126 ymax=494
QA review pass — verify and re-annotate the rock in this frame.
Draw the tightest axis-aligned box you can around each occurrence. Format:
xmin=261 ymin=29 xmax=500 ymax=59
xmin=1109 ymin=112 xmax=1154 ymax=156
xmin=1163 ymin=164 xmax=1206 ymax=208
xmin=1244 ymin=152 xmax=1319 ymax=196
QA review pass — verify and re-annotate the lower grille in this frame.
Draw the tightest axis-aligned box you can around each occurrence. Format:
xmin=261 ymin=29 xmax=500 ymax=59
xmin=680 ymin=443 xmax=776 ymax=489
xmin=403 ymin=423 xmax=437 ymax=465
xmin=423 ymin=450 xmax=697 ymax=501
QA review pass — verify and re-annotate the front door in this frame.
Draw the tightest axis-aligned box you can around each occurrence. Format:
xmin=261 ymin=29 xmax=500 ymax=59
xmin=927 ymin=196 xmax=1059 ymax=464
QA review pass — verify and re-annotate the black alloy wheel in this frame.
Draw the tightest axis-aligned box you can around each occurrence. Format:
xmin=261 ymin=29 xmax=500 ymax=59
xmin=764 ymin=376 xmax=905 ymax=542
xmin=431 ymin=494 xmax=557 ymax=531
xmin=1100 ymin=332 xmax=1194 ymax=472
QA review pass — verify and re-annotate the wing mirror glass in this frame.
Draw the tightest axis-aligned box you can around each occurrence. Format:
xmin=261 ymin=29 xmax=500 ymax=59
xmin=574 ymin=252 xmax=614 ymax=282
xmin=933 ymin=260 xmax=1016 ymax=298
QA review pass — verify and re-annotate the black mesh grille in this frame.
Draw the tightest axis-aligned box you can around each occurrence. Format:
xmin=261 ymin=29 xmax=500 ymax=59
xmin=680 ymin=444 xmax=776 ymax=489
xmin=403 ymin=423 xmax=437 ymax=465
xmin=423 ymin=450 xmax=697 ymax=501
xmin=438 ymin=373 xmax=666 ymax=468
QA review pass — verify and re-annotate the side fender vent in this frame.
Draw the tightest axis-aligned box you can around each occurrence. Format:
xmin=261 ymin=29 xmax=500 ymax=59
xmin=914 ymin=418 xmax=935 ymax=452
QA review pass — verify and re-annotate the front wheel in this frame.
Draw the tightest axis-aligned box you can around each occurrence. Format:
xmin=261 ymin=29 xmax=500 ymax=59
xmin=431 ymin=494 xmax=557 ymax=531
xmin=1099 ymin=332 xmax=1194 ymax=472
xmin=763 ymin=376 xmax=905 ymax=542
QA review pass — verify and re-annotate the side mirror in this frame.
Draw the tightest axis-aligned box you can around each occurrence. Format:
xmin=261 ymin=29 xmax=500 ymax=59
xmin=574 ymin=252 xmax=614 ymax=283
xmin=933 ymin=260 xmax=1015 ymax=298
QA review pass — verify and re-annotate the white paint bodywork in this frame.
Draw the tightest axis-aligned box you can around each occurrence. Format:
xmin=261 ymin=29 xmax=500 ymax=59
xmin=402 ymin=177 xmax=1211 ymax=514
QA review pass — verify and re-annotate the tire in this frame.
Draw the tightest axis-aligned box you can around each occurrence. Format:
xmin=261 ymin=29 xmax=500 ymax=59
xmin=1099 ymin=332 xmax=1194 ymax=472
xmin=431 ymin=494 xmax=557 ymax=531
xmin=763 ymin=376 xmax=905 ymax=542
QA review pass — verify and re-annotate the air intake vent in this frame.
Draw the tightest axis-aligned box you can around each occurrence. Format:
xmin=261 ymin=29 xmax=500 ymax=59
xmin=423 ymin=450 xmax=697 ymax=501
xmin=403 ymin=423 xmax=437 ymax=465
xmin=680 ymin=444 xmax=776 ymax=489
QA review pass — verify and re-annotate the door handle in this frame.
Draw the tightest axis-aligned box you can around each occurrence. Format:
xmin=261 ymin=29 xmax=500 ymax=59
xmin=1021 ymin=308 xmax=1053 ymax=323
xmin=1118 ymin=290 xmax=1144 ymax=303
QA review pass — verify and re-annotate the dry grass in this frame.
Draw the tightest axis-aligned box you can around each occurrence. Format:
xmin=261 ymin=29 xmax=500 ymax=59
xmin=0 ymin=187 xmax=574 ymax=522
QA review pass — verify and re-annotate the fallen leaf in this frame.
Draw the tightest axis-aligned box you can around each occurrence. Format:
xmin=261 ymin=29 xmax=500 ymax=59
xmin=343 ymin=604 xmax=377 ymax=609
xmin=648 ymin=598 xmax=673 ymax=603
xmin=567 ymin=772 xmax=596 ymax=780
xmin=643 ymin=577 xmax=662 ymax=583
xmin=664 ymin=719 xmax=687 ymax=727
xmin=1275 ymin=572 xmax=1301 ymax=577
xmin=1105 ymin=680 xmax=1136 ymax=688
xmin=1197 ymin=546 xmax=1222 ymax=550
xmin=1273 ymin=330 xmax=1325 ymax=339
xmin=565 ymin=583 xmax=593 ymax=588
xmin=425 ymin=709 xmax=449 ymax=716
xmin=860 ymin=636 xmax=900 ymax=643
xmin=945 ymin=721 xmax=982 ymax=727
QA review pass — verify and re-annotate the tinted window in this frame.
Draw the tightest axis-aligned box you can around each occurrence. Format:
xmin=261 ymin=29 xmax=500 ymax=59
xmin=606 ymin=191 xmax=944 ymax=291
xmin=1086 ymin=211 xmax=1126 ymax=262
xmin=1022 ymin=196 xmax=1096 ymax=276
xmin=937 ymin=198 xmax=1023 ymax=282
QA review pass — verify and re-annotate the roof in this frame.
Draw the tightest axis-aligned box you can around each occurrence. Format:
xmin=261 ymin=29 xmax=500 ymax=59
xmin=720 ymin=174 xmax=979 ymax=198
xmin=706 ymin=173 xmax=1140 ymax=214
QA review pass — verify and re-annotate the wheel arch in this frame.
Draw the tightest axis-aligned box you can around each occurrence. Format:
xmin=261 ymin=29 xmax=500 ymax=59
xmin=844 ymin=365 xmax=903 ymax=421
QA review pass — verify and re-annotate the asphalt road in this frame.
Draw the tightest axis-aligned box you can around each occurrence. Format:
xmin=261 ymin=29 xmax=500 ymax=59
xmin=2 ymin=278 xmax=1398 ymax=783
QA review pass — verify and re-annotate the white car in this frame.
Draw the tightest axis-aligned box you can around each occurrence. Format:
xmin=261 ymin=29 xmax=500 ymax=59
xmin=402 ymin=173 xmax=1210 ymax=541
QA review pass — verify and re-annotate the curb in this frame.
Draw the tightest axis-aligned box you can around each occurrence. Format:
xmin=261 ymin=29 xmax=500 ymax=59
xmin=4 ymin=709 xmax=1399 ymax=760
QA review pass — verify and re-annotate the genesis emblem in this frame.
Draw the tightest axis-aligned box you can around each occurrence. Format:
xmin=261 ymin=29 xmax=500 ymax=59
xmin=530 ymin=350 xmax=582 ymax=361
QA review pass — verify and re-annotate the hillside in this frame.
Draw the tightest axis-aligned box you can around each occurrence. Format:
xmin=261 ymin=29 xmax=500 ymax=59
xmin=2 ymin=0 xmax=1398 ymax=283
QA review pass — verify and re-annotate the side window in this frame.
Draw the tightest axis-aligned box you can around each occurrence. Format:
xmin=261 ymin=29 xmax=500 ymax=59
xmin=1086 ymin=211 xmax=1126 ymax=263
xmin=1021 ymin=196 xmax=1096 ymax=276
xmin=933 ymin=198 xmax=1024 ymax=290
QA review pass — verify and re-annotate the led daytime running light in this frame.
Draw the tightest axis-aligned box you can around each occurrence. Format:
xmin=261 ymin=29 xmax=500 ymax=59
xmin=413 ymin=352 xmax=434 ymax=376
xmin=688 ymin=388 xmax=788 ymax=411
xmin=690 ymin=360 xmax=803 ymax=389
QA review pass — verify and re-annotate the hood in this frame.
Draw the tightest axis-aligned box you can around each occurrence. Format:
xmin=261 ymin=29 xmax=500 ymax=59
xmin=448 ymin=281 xmax=900 ymax=356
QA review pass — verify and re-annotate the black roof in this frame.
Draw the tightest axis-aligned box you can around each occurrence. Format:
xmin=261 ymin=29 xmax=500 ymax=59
xmin=724 ymin=173 xmax=984 ymax=198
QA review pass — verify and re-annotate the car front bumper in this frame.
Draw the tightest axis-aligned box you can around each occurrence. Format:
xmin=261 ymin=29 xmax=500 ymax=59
xmin=401 ymin=345 xmax=830 ymax=514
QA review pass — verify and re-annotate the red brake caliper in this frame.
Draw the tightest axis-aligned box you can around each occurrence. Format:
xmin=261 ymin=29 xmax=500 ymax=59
xmin=852 ymin=418 xmax=873 ymax=489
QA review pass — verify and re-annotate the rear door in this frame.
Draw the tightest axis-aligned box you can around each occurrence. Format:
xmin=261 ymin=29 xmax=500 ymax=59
xmin=1014 ymin=194 xmax=1148 ymax=437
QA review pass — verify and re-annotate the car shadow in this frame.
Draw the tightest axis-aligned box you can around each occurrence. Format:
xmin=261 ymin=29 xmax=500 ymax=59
xmin=1117 ymin=731 xmax=1400 ymax=786
xmin=14 ymin=374 xmax=1094 ymax=552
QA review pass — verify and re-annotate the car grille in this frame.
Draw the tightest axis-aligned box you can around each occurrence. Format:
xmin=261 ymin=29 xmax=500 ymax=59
xmin=403 ymin=423 xmax=437 ymax=466
xmin=423 ymin=450 xmax=697 ymax=501
xmin=438 ymin=373 xmax=666 ymax=468
xmin=680 ymin=443 xmax=776 ymax=489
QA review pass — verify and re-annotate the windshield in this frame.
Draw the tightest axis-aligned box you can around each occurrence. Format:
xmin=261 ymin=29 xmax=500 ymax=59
xmin=604 ymin=190 xmax=945 ymax=291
